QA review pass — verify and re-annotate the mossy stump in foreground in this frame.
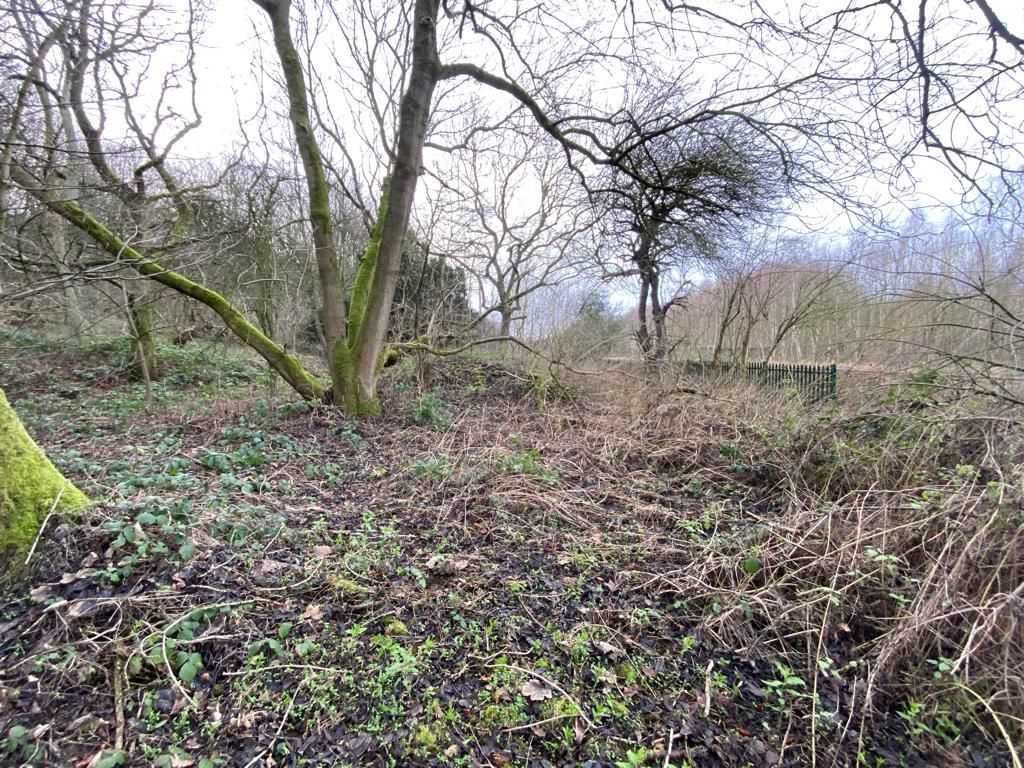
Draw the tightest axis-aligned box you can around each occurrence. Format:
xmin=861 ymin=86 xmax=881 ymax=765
xmin=0 ymin=388 xmax=89 ymax=553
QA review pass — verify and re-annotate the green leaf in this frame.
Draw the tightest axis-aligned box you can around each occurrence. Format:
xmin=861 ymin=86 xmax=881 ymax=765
xmin=136 ymin=512 xmax=159 ymax=525
xmin=96 ymin=751 xmax=127 ymax=768
xmin=741 ymin=557 xmax=762 ymax=575
xmin=7 ymin=725 xmax=27 ymax=746
xmin=278 ymin=622 xmax=293 ymax=639
xmin=178 ymin=540 xmax=197 ymax=560
xmin=179 ymin=659 xmax=201 ymax=684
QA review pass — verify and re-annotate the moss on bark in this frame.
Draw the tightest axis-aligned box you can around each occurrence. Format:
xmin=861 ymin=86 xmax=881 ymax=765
xmin=327 ymin=186 xmax=392 ymax=415
xmin=0 ymin=388 xmax=89 ymax=553
xmin=347 ymin=183 xmax=390 ymax=347
xmin=9 ymin=174 xmax=328 ymax=403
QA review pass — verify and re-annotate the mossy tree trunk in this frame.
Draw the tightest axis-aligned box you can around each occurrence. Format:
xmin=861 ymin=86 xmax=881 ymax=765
xmin=333 ymin=0 xmax=442 ymax=413
xmin=12 ymin=0 xmax=443 ymax=416
xmin=0 ymin=387 xmax=89 ymax=554
xmin=126 ymin=289 xmax=158 ymax=381
xmin=252 ymin=0 xmax=441 ymax=415
xmin=252 ymin=0 xmax=348 ymax=396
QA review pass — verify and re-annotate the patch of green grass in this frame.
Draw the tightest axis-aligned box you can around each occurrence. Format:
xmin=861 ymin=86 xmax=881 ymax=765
xmin=499 ymin=448 xmax=559 ymax=484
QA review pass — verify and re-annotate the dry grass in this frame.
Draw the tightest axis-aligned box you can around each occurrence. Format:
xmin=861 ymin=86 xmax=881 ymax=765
xmin=411 ymin=357 xmax=1023 ymax=759
xmin=3 ymin=349 xmax=1020 ymax=766
xmin=576 ymin=367 xmax=1024 ymax=763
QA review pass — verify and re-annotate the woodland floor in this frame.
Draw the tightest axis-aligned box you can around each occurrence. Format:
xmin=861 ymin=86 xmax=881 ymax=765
xmin=0 ymin=335 xmax=1013 ymax=768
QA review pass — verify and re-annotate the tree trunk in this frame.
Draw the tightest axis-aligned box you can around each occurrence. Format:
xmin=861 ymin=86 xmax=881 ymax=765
xmin=649 ymin=266 xmax=668 ymax=364
xmin=0 ymin=387 xmax=89 ymax=554
xmin=127 ymin=289 xmax=158 ymax=382
xmin=713 ymin=282 xmax=743 ymax=367
xmin=498 ymin=308 xmax=514 ymax=354
xmin=636 ymin=273 xmax=653 ymax=359
xmin=334 ymin=0 xmax=441 ymax=414
xmin=739 ymin=301 xmax=756 ymax=366
xmin=253 ymin=241 xmax=277 ymax=341
xmin=254 ymin=0 xmax=348 ymax=389
xmin=62 ymin=280 xmax=87 ymax=336
xmin=633 ymin=230 xmax=662 ymax=365
xmin=763 ymin=333 xmax=783 ymax=364
xmin=254 ymin=0 xmax=441 ymax=415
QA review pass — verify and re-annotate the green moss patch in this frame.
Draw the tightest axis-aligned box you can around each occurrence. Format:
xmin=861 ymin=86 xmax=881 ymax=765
xmin=0 ymin=388 xmax=89 ymax=552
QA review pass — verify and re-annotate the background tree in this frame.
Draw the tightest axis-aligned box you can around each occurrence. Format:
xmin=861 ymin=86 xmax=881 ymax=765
xmin=434 ymin=129 xmax=592 ymax=350
xmin=599 ymin=116 xmax=780 ymax=363
xmin=389 ymin=236 xmax=473 ymax=344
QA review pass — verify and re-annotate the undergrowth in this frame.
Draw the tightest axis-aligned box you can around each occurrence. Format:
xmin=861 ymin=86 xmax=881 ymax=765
xmin=0 ymin=335 xmax=1019 ymax=768
xmin=627 ymin=372 xmax=1023 ymax=764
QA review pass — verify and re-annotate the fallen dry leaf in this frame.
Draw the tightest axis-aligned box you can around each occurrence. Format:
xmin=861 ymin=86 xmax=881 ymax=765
xmin=303 ymin=603 xmax=325 ymax=621
xmin=425 ymin=554 xmax=470 ymax=575
xmin=29 ymin=584 xmax=54 ymax=602
xmin=520 ymin=678 xmax=554 ymax=702
xmin=594 ymin=640 xmax=624 ymax=657
xmin=574 ymin=718 xmax=587 ymax=743
xmin=311 ymin=545 xmax=332 ymax=558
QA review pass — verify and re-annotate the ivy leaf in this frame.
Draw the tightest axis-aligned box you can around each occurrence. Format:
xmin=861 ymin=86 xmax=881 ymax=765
xmin=179 ymin=660 xmax=200 ymax=684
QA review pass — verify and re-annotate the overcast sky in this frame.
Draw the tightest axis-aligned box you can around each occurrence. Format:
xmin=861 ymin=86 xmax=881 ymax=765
xmin=167 ymin=1 xmax=1020 ymax=234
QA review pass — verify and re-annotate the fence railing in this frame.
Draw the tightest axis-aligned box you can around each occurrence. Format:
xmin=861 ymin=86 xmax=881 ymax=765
xmin=680 ymin=360 xmax=838 ymax=401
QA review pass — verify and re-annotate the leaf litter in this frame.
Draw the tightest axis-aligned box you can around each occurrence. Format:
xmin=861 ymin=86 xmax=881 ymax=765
xmin=0 ymin=357 xmax=1013 ymax=767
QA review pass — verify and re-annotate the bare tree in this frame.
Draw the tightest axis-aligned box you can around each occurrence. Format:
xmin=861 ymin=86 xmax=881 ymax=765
xmin=6 ymin=0 xmax=1023 ymax=415
xmin=434 ymin=129 xmax=592 ymax=351
xmin=598 ymin=115 xmax=781 ymax=364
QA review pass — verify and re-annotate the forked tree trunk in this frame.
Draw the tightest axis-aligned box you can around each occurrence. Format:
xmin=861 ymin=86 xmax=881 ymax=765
xmin=254 ymin=0 xmax=441 ymax=414
xmin=14 ymin=0 xmax=443 ymax=416
xmin=336 ymin=0 xmax=441 ymax=412
xmin=633 ymin=230 xmax=664 ymax=365
xmin=0 ymin=387 xmax=89 ymax=554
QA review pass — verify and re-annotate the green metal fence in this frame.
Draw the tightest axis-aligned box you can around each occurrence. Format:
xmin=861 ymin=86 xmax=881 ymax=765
xmin=680 ymin=360 xmax=838 ymax=401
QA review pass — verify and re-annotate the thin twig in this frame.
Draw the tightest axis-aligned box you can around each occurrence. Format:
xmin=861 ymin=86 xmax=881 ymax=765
xmin=703 ymin=659 xmax=713 ymax=717
xmin=112 ymin=655 xmax=126 ymax=752
xmin=24 ymin=487 xmax=63 ymax=565
xmin=662 ymin=727 xmax=675 ymax=768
